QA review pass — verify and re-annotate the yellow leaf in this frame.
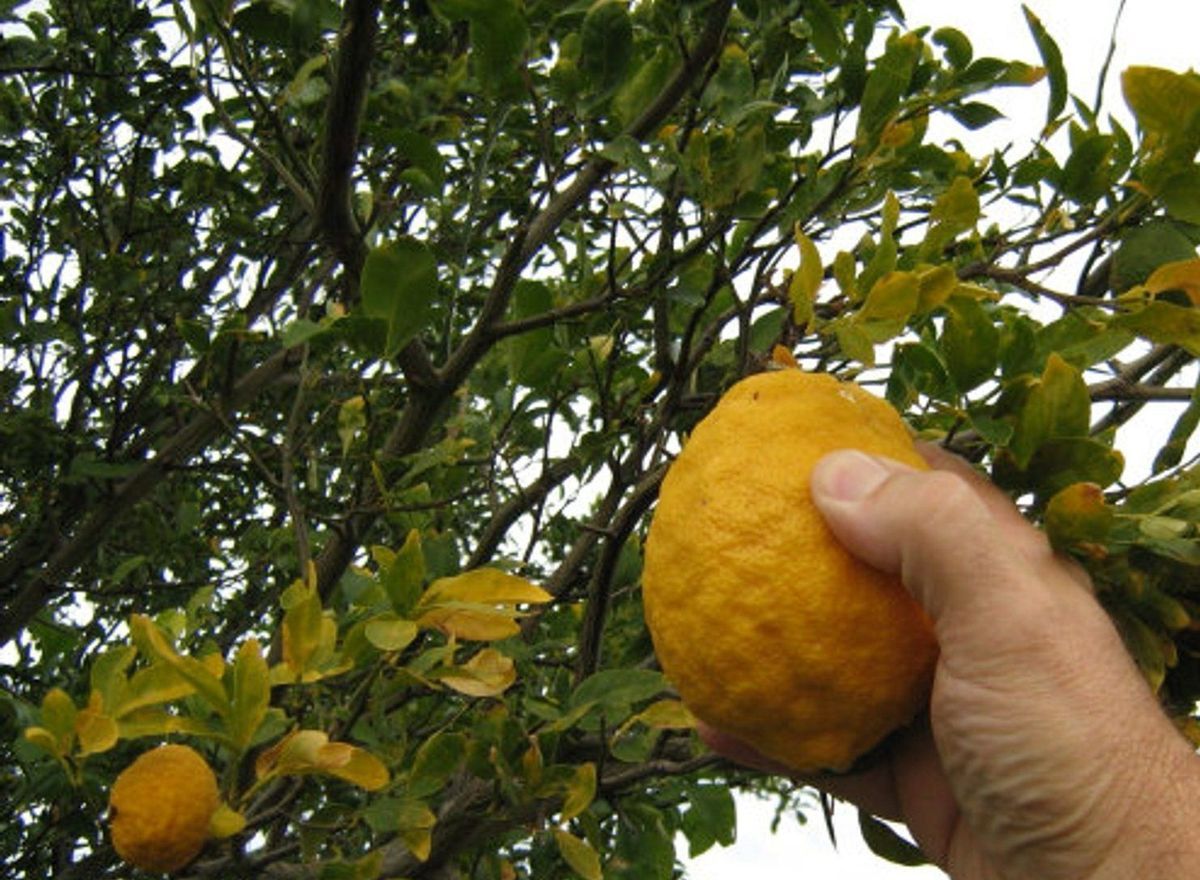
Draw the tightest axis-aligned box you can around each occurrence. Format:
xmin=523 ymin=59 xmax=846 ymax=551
xmin=789 ymin=225 xmax=823 ymax=327
xmin=364 ymin=613 xmax=420 ymax=652
xmin=915 ymin=264 xmax=958 ymax=313
xmin=560 ymin=763 xmax=596 ymax=823
xmin=628 ymin=698 xmax=696 ymax=730
xmin=769 ymin=345 xmax=798 ymax=369
xmin=416 ymin=569 xmax=550 ymax=641
xmin=257 ymin=729 xmax=390 ymax=791
xmin=39 ymin=687 xmax=77 ymax=749
xmin=1145 ymin=258 xmax=1200 ymax=304
xmin=230 ymin=638 xmax=270 ymax=752
xmin=396 ymin=800 xmax=437 ymax=862
xmin=281 ymin=585 xmax=325 ymax=679
xmin=439 ymin=648 xmax=517 ymax=697
xmin=420 ymin=568 xmax=551 ymax=606
xmin=553 ymin=828 xmax=603 ymax=880
xmin=209 ymin=803 xmax=247 ymax=839
xmin=129 ymin=614 xmax=231 ymax=715
xmin=75 ymin=703 xmax=119 ymax=756
xmin=23 ymin=726 xmax=63 ymax=759
xmin=114 ymin=663 xmax=196 ymax=718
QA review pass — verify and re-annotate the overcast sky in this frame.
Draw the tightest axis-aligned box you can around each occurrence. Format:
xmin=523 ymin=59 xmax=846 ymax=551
xmin=681 ymin=1 xmax=1200 ymax=878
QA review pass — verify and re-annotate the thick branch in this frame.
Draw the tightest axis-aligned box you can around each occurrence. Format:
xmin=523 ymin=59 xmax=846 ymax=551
xmin=316 ymin=0 xmax=381 ymax=279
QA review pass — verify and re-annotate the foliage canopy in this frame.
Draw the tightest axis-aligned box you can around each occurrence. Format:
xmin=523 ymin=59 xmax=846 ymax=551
xmin=3 ymin=0 xmax=1200 ymax=876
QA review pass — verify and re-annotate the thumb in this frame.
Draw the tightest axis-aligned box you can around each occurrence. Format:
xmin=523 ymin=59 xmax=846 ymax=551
xmin=808 ymin=449 xmax=1039 ymax=627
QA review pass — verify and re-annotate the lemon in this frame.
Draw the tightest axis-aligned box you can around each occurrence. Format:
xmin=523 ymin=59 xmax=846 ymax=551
xmin=643 ymin=369 xmax=939 ymax=772
xmin=109 ymin=743 xmax=219 ymax=873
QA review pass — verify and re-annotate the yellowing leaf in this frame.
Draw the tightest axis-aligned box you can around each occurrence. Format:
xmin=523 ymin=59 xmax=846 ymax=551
xmin=438 ymin=648 xmax=517 ymax=697
xmin=421 ymin=568 xmax=551 ymax=606
xmin=129 ymin=615 xmax=231 ymax=716
xmin=789 ymin=226 xmax=823 ymax=327
xmin=1044 ymin=482 xmax=1114 ymax=553
xmin=75 ymin=705 xmax=118 ymax=756
xmin=1144 ymin=258 xmax=1200 ymax=304
xmin=23 ymin=726 xmax=63 ymax=760
xmin=416 ymin=569 xmax=550 ymax=641
xmin=229 ymin=638 xmax=270 ymax=752
xmin=257 ymin=729 xmax=390 ymax=791
xmin=396 ymin=800 xmax=437 ymax=862
xmin=923 ymin=176 xmax=980 ymax=258
xmin=281 ymin=584 xmax=325 ymax=680
xmin=338 ymin=395 xmax=367 ymax=456
xmin=115 ymin=663 xmax=196 ymax=717
xmin=209 ymin=803 xmax=247 ymax=839
xmin=769 ymin=345 xmax=798 ymax=369
xmin=553 ymin=828 xmax=603 ymax=880
xmin=560 ymin=763 xmax=597 ymax=822
xmin=915 ymin=264 xmax=958 ymax=313
xmin=626 ymin=698 xmax=696 ymax=730
xmin=365 ymin=613 xmax=420 ymax=652
xmin=39 ymin=688 xmax=77 ymax=748
xmin=855 ymin=270 xmax=919 ymax=342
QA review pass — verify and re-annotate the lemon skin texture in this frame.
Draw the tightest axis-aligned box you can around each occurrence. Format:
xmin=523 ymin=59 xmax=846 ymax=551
xmin=109 ymin=743 xmax=220 ymax=873
xmin=643 ymin=369 xmax=939 ymax=773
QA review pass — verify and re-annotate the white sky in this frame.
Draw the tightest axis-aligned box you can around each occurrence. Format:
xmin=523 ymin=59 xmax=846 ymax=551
xmin=683 ymin=1 xmax=1200 ymax=877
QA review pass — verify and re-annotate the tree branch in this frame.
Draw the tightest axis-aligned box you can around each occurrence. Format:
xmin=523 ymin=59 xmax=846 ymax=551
xmin=0 ymin=348 xmax=305 ymax=646
xmin=316 ymin=0 xmax=381 ymax=280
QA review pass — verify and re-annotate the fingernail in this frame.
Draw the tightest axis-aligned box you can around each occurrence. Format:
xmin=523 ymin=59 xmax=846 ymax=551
xmin=810 ymin=450 xmax=890 ymax=502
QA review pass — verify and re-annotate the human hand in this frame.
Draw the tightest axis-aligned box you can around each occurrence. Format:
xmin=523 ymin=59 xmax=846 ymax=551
xmin=702 ymin=446 xmax=1200 ymax=880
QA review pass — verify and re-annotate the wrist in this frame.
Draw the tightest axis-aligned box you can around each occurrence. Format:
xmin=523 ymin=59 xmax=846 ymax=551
xmin=1101 ymin=721 xmax=1200 ymax=880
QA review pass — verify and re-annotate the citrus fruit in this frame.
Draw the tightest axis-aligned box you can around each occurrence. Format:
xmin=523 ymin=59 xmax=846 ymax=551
xmin=109 ymin=743 xmax=220 ymax=873
xmin=642 ymin=369 xmax=939 ymax=772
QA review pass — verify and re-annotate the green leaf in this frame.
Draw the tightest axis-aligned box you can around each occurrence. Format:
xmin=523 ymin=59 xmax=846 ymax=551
xmin=1022 ymin=5 xmax=1066 ymax=126
xmin=408 ymin=731 xmax=467 ymax=798
xmin=933 ymin=27 xmax=972 ymax=69
xmin=1110 ymin=220 xmax=1198 ymax=293
xmin=553 ymin=828 xmax=603 ymax=880
xmin=1160 ymin=166 xmax=1200 ymax=226
xmin=942 ymin=296 xmax=999 ymax=392
xmin=858 ymin=810 xmax=929 ymax=866
xmin=1154 ymin=381 xmax=1200 ymax=473
xmin=281 ymin=317 xmax=328 ymax=348
xmin=1060 ymin=133 xmax=1114 ymax=203
xmin=579 ymin=0 xmax=633 ymax=91
xmin=612 ymin=46 xmax=677 ymax=129
xmin=1008 ymin=352 xmax=1090 ymax=468
xmin=229 ymin=638 xmax=270 ymax=751
xmin=804 ymin=0 xmax=843 ymax=65
xmin=948 ymin=101 xmax=1004 ymax=130
xmin=857 ymin=32 xmax=921 ymax=147
xmin=377 ymin=530 xmax=426 ymax=614
xmin=569 ymin=668 xmax=665 ymax=717
xmin=704 ymin=44 xmax=755 ymax=122
xmin=681 ymin=785 xmax=737 ymax=857
xmin=506 ymin=280 xmax=564 ymax=388
xmin=360 ymin=240 xmax=439 ymax=358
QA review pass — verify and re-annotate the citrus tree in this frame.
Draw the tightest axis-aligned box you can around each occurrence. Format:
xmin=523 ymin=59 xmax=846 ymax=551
xmin=4 ymin=0 xmax=1200 ymax=876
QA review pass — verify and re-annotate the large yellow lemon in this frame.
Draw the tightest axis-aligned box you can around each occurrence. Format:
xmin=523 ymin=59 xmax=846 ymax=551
xmin=109 ymin=743 xmax=220 ymax=873
xmin=643 ymin=369 xmax=939 ymax=772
